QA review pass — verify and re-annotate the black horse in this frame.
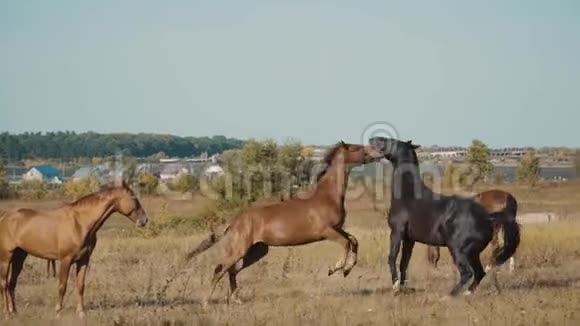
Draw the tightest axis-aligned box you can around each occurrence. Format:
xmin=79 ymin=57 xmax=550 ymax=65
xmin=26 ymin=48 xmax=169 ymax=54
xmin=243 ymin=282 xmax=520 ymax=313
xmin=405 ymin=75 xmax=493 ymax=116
xmin=369 ymin=137 xmax=520 ymax=296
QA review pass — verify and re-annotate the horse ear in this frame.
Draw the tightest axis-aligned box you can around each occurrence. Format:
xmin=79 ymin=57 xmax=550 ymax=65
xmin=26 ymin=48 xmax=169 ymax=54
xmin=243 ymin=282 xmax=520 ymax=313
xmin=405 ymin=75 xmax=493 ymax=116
xmin=340 ymin=140 xmax=346 ymax=146
xmin=406 ymin=140 xmax=413 ymax=144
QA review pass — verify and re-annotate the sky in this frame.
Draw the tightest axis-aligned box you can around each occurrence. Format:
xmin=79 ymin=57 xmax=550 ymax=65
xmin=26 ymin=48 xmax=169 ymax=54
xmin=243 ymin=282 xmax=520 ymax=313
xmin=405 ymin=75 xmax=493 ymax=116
xmin=1 ymin=1 xmax=579 ymax=147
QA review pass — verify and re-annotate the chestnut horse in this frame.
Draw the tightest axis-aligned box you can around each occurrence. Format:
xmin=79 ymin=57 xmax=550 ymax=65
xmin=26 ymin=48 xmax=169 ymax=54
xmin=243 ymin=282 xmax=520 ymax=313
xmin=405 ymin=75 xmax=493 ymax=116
xmin=185 ymin=141 xmax=383 ymax=306
xmin=427 ymin=189 xmax=518 ymax=272
xmin=0 ymin=181 xmax=148 ymax=317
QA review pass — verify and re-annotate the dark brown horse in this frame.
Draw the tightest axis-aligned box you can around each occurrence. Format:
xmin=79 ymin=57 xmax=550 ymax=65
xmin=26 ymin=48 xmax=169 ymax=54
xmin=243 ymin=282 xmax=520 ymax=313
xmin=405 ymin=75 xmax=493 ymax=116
xmin=186 ymin=141 xmax=383 ymax=306
xmin=426 ymin=189 xmax=518 ymax=272
xmin=0 ymin=181 xmax=147 ymax=317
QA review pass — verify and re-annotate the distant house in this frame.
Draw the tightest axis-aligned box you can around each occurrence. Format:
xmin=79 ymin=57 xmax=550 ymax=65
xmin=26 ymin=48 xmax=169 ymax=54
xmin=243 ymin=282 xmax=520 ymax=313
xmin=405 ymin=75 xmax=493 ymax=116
xmin=159 ymin=161 xmax=212 ymax=181
xmin=159 ymin=163 xmax=190 ymax=181
xmin=22 ymin=165 xmax=63 ymax=184
xmin=71 ymin=166 xmax=105 ymax=182
xmin=136 ymin=163 xmax=162 ymax=177
xmin=204 ymin=164 xmax=224 ymax=178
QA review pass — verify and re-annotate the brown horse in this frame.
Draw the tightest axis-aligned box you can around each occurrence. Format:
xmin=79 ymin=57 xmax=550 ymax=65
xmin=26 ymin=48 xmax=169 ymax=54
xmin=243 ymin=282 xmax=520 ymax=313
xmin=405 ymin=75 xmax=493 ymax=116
xmin=426 ymin=189 xmax=518 ymax=272
xmin=0 ymin=181 xmax=148 ymax=317
xmin=185 ymin=141 xmax=383 ymax=306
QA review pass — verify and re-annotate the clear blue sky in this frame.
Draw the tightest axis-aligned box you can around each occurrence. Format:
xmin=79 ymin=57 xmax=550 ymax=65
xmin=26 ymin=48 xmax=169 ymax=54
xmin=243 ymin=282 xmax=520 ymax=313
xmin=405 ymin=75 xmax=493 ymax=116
xmin=1 ymin=1 xmax=579 ymax=147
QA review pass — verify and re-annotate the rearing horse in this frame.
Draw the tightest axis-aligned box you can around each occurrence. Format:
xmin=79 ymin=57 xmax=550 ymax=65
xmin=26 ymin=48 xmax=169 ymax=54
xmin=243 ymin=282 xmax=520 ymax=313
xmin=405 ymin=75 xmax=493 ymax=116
xmin=370 ymin=137 xmax=520 ymax=297
xmin=186 ymin=141 xmax=383 ymax=306
xmin=0 ymin=181 xmax=148 ymax=317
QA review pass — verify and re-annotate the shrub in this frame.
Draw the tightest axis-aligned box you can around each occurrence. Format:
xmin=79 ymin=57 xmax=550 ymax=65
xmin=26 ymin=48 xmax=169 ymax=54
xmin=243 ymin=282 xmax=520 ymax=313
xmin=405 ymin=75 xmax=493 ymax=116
xmin=138 ymin=172 xmax=159 ymax=195
xmin=173 ymin=173 xmax=199 ymax=194
xmin=466 ymin=139 xmax=493 ymax=184
xmin=17 ymin=180 xmax=49 ymax=200
xmin=517 ymin=151 xmax=541 ymax=186
xmin=62 ymin=176 xmax=101 ymax=200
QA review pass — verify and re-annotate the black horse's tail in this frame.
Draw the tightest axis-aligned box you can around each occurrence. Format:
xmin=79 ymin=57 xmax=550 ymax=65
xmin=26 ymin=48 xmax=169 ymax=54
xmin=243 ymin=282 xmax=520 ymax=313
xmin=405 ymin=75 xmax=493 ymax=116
xmin=185 ymin=225 xmax=230 ymax=261
xmin=490 ymin=194 xmax=520 ymax=266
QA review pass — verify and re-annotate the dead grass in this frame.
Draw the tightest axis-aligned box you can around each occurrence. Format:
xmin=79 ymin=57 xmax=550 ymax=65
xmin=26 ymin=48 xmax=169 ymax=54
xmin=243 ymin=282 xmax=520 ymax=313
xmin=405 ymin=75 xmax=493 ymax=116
xmin=1 ymin=182 xmax=580 ymax=325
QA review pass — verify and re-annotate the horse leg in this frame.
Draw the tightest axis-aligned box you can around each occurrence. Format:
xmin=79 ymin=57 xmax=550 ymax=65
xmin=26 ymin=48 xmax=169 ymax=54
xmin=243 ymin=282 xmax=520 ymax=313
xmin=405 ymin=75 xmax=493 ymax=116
xmin=466 ymin=254 xmax=485 ymax=294
xmin=55 ymin=258 xmax=73 ymax=316
xmin=204 ymin=242 xmax=250 ymax=307
xmin=7 ymin=249 xmax=27 ymax=314
xmin=449 ymin=248 xmax=474 ymax=296
xmin=340 ymin=230 xmax=359 ymax=277
xmin=399 ymin=238 xmax=415 ymax=292
xmin=508 ymin=256 xmax=515 ymax=273
xmin=75 ymin=255 xmax=91 ymax=318
xmin=325 ymin=228 xmax=351 ymax=276
xmin=0 ymin=253 xmax=12 ymax=315
xmin=485 ymin=226 xmax=500 ymax=272
xmin=75 ymin=237 xmax=96 ymax=318
xmin=388 ymin=228 xmax=403 ymax=291
xmin=427 ymin=246 xmax=440 ymax=268
xmin=47 ymin=260 xmax=56 ymax=279
xmin=227 ymin=243 xmax=269 ymax=304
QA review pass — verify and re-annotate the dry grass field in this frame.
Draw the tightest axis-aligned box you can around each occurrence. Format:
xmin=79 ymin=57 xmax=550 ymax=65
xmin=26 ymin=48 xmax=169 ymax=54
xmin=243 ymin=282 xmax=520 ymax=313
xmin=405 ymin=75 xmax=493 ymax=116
xmin=2 ymin=181 xmax=580 ymax=325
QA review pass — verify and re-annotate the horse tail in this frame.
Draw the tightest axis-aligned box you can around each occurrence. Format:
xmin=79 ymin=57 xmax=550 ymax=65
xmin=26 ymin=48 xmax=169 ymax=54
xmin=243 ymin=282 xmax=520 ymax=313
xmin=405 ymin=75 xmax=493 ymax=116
xmin=490 ymin=194 xmax=520 ymax=266
xmin=185 ymin=225 xmax=230 ymax=261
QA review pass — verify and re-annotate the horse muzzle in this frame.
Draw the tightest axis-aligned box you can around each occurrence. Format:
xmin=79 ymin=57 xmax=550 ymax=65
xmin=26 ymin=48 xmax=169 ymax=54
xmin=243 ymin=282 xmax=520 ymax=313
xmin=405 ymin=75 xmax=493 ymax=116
xmin=135 ymin=210 xmax=148 ymax=227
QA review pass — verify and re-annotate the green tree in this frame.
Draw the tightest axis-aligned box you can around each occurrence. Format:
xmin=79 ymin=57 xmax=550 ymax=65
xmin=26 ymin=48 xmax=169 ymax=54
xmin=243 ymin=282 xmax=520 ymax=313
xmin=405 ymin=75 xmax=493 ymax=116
xmin=240 ymin=139 xmax=278 ymax=167
xmin=277 ymin=140 xmax=304 ymax=198
xmin=239 ymin=139 xmax=279 ymax=201
xmin=0 ymin=161 xmax=10 ymax=199
xmin=466 ymin=140 xmax=493 ymax=184
xmin=278 ymin=140 xmax=303 ymax=173
xmin=138 ymin=172 xmax=159 ymax=195
xmin=442 ymin=163 xmax=457 ymax=189
xmin=517 ymin=151 xmax=541 ymax=186
xmin=173 ymin=173 xmax=199 ymax=193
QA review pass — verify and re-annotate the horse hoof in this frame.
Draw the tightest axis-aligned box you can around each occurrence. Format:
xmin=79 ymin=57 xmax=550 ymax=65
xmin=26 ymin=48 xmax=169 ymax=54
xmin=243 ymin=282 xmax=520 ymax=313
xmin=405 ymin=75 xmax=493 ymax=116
xmin=484 ymin=265 xmax=492 ymax=272
xmin=78 ymin=311 xmax=86 ymax=319
xmin=328 ymin=269 xmax=334 ymax=276
xmin=463 ymin=290 xmax=472 ymax=296
xmin=392 ymin=280 xmax=401 ymax=291
xmin=343 ymin=269 xmax=352 ymax=278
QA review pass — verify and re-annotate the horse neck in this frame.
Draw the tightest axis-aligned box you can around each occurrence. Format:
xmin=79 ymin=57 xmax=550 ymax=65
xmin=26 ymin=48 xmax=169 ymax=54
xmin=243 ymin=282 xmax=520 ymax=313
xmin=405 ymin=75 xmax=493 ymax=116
xmin=391 ymin=159 xmax=430 ymax=201
xmin=315 ymin=154 xmax=351 ymax=207
xmin=73 ymin=191 xmax=119 ymax=240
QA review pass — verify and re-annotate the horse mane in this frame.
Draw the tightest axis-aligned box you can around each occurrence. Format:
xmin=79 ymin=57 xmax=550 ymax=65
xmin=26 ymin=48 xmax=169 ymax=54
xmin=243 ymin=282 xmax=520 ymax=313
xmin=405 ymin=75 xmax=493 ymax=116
xmin=69 ymin=187 xmax=119 ymax=207
xmin=315 ymin=142 xmax=346 ymax=182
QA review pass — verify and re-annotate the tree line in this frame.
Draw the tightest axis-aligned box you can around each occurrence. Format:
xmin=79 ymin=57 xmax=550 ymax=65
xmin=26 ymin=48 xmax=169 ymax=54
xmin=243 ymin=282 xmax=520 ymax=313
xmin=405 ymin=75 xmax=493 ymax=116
xmin=0 ymin=132 xmax=244 ymax=160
